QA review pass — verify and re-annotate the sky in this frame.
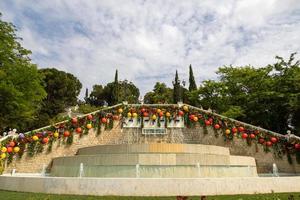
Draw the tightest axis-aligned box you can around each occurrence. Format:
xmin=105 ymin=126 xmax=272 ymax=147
xmin=1 ymin=0 xmax=300 ymax=98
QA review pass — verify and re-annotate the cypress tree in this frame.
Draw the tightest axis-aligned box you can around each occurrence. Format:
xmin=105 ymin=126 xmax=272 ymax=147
xmin=173 ymin=70 xmax=181 ymax=103
xmin=188 ymin=64 xmax=197 ymax=91
xmin=84 ymin=88 xmax=89 ymax=103
xmin=112 ymin=69 xmax=119 ymax=104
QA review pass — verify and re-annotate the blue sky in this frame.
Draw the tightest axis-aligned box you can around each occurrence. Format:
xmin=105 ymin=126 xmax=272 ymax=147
xmin=1 ymin=0 xmax=300 ymax=98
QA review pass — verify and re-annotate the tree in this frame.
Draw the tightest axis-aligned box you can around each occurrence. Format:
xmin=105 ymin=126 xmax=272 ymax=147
xmin=0 ymin=13 xmax=46 ymax=132
xmin=173 ymin=70 xmax=181 ymax=103
xmin=188 ymin=64 xmax=197 ymax=91
xmin=111 ymin=69 xmax=119 ymax=105
xmin=144 ymin=82 xmax=173 ymax=104
xmin=36 ymin=68 xmax=82 ymax=127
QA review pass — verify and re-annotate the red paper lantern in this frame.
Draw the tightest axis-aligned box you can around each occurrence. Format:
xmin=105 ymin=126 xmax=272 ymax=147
xmin=42 ymin=138 xmax=49 ymax=144
xmin=71 ymin=117 xmax=78 ymax=124
xmin=87 ymin=114 xmax=93 ymax=120
xmin=189 ymin=115 xmax=195 ymax=120
xmin=250 ymin=133 xmax=256 ymax=139
xmin=193 ymin=116 xmax=198 ymax=122
xmin=208 ymin=118 xmax=213 ymax=123
xmin=232 ymin=127 xmax=238 ymax=133
xmin=270 ymin=137 xmax=278 ymax=143
xmin=178 ymin=110 xmax=184 ymax=116
xmin=159 ymin=111 xmax=164 ymax=117
xmin=205 ymin=120 xmax=211 ymax=126
xmin=141 ymin=108 xmax=146 ymax=113
xmin=7 ymin=147 xmax=13 ymax=153
xmin=64 ymin=131 xmax=70 ymax=137
xmin=238 ymin=126 xmax=245 ymax=132
xmin=241 ymin=133 xmax=248 ymax=139
xmin=266 ymin=141 xmax=272 ymax=147
xmin=9 ymin=141 xmax=15 ymax=147
xmin=214 ymin=124 xmax=221 ymax=129
xmin=258 ymin=138 xmax=265 ymax=144
xmin=143 ymin=112 xmax=149 ymax=117
xmin=295 ymin=143 xmax=300 ymax=150
xmin=101 ymin=118 xmax=107 ymax=123
xmin=76 ymin=127 xmax=82 ymax=134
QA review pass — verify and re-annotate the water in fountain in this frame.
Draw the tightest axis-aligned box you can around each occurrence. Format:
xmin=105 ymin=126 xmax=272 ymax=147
xmin=272 ymin=163 xmax=279 ymax=177
xmin=79 ymin=163 xmax=84 ymax=178
xmin=41 ymin=164 xmax=46 ymax=176
xmin=136 ymin=164 xmax=140 ymax=178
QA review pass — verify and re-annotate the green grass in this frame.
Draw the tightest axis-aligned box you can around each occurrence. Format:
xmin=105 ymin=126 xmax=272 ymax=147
xmin=0 ymin=190 xmax=300 ymax=200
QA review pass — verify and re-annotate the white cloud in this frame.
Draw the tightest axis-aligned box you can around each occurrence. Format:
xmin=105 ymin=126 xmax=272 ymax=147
xmin=0 ymin=0 xmax=299 ymax=98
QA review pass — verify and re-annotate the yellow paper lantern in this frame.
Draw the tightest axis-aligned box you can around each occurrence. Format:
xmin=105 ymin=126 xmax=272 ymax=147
xmin=127 ymin=112 xmax=132 ymax=118
xmin=166 ymin=112 xmax=171 ymax=117
xmin=225 ymin=129 xmax=231 ymax=135
xmin=152 ymin=115 xmax=157 ymax=120
xmin=193 ymin=116 xmax=198 ymax=122
xmin=32 ymin=135 xmax=39 ymax=141
xmin=183 ymin=105 xmax=189 ymax=112
xmin=86 ymin=123 xmax=92 ymax=129
xmin=118 ymin=108 xmax=123 ymax=113
xmin=0 ymin=153 xmax=6 ymax=159
xmin=156 ymin=109 xmax=161 ymax=113
xmin=13 ymin=147 xmax=20 ymax=153
xmin=53 ymin=131 xmax=59 ymax=138
xmin=132 ymin=113 xmax=138 ymax=118
xmin=1 ymin=147 xmax=7 ymax=153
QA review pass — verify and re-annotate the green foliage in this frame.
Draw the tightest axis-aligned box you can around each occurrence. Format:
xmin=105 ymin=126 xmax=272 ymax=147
xmin=188 ymin=64 xmax=197 ymax=91
xmin=111 ymin=69 xmax=119 ymax=105
xmin=221 ymin=106 xmax=245 ymax=119
xmin=0 ymin=160 xmax=4 ymax=175
xmin=144 ymin=82 xmax=173 ymax=104
xmin=78 ymin=104 xmax=101 ymax=114
xmin=0 ymin=13 xmax=46 ymax=132
xmin=88 ymin=80 xmax=139 ymax=106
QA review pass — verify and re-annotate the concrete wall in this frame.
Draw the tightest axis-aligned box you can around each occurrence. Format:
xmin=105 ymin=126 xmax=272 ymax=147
xmin=4 ymin=122 xmax=300 ymax=174
xmin=0 ymin=175 xmax=300 ymax=196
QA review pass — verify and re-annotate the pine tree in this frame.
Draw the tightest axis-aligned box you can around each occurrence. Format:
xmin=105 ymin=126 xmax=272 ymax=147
xmin=173 ymin=70 xmax=181 ymax=103
xmin=84 ymin=88 xmax=89 ymax=103
xmin=112 ymin=69 xmax=119 ymax=104
xmin=189 ymin=64 xmax=197 ymax=91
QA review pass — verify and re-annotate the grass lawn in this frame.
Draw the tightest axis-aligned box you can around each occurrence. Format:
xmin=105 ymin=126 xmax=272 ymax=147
xmin=0 ymin=190 xmax=300 ymax=200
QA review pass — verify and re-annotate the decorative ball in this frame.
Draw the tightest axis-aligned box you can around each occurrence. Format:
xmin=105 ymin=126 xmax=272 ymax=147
xmin=238 ymin=127 xmax=245 ymax=132
xmin=232 ymin=127 xmax=238 ymax=133
xmin=156 ymin=109 xmax=161 ymax=114
xmin=127 ymin=112 xmax=132 ymax=118
xmin=1 ymin=147 xmax=7 ymax=153
xmin=258 ymin=138 xmax=265 ymax=144
xmin=13 ymin=147 xmax=20 ymax=153
xmin=86 ymin=123 xmax=92 ymax=129
xmin=87 ymin=114 xmax=93 ymax=120
xmin=42 ymin=138 xmax=49 ymax=144
xmin=118 ymin=108 xmax=123 ymax=113
xmin=204 ymin=120 xmax=211 ymax=126
xmin=295 ymin=143 xmax=300 ymax=149
xmin=266 ymin=141 xmax=272 ymax=147
xmin=64 ymin=131 xmax=70 ymax=137
xmin=143 ymin=112 xmax=149 ymax=117
xmin=214 ymin=124 xmax=220 ymax=129
xmin=7 ymin=147 xmax=13 ymax=153
xmin=76 ymin=127 xmax=82 ymax=134
xmin=241 ymin=133 xmax=248 ymax=139
xmin=225 ymin=129 xmax=231 ymax=135
xmin=9 ymin=141 xmax=15 ymax=147
xmin=178 ymin=110 xmax=184 ymax=116
xmin=158 ymin=111 xmax=164 ymax=117
xmin=19 ymin=133 xmax=25 ymax=139
xmin=132 ymin=113 xmax=138 ymax=118
xmin=193 ymin=116 xmax=198 ymax=122
xmin=113 ymin=115 xmax=119 ymax=120
xmin=183 ymin=105 xmax=189 ymax=112
xmin=101 ymin=118 xmax=107 ymax=123
xmin=152 ymin=115 xmax=157 ymax=120
xmin=71 ymin=117 xmax=78 ymax=124
xmin=53 ymin=131 xmax=59 ymax=138
xmin=0 ymin=153 xmax=6 ymax=159
xmin=166 ymin=112 xmax=171 ymax=117
xmin=250 ymin=133 xmax=256 ymax=139
xmin=32 ymin=135 xmax=39 ymax=141
xmin=270 ymin=137 xmax=278 ymax=143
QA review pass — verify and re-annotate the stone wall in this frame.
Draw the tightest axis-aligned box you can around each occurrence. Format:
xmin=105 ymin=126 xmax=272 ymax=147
xmin=4 ymin=121 xmax=300 ymax=174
